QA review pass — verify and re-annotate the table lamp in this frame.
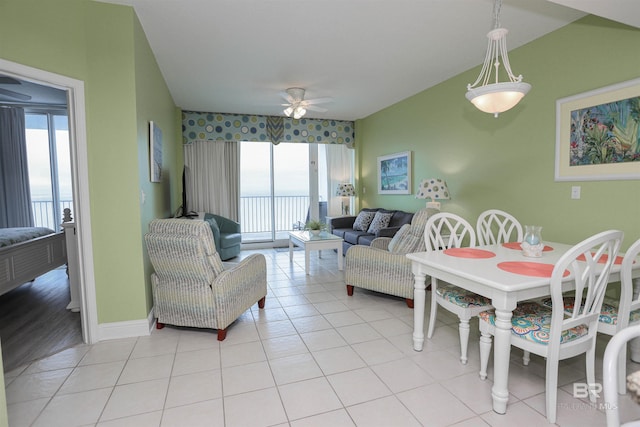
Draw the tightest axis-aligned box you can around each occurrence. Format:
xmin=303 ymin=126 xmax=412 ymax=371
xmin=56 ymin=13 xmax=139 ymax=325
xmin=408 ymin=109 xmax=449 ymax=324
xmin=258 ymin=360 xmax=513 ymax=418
xmin=336 ymin=183 xmax=356 ymax=215
xmin=416 ymin=178 xmax=450 ymax=209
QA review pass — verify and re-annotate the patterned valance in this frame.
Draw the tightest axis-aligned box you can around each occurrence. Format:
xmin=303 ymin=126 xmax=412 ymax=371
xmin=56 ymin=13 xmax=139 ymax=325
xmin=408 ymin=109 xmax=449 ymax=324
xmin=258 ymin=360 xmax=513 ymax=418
xmin=182 ymin=111 xmax=354 ymax=146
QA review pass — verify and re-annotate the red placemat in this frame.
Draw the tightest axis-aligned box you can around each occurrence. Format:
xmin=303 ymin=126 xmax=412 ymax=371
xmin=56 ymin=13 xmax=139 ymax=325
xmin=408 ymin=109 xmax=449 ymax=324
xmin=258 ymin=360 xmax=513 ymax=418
xmin=497 ymin=261 xmax=570 ymax=277
xmin=576 ymin=253 xmax=624 ymax=265
xmin=444 ymin=248 xmax=496 ymax=259
xmin=502 ymin=242 xmax=554 ymax=252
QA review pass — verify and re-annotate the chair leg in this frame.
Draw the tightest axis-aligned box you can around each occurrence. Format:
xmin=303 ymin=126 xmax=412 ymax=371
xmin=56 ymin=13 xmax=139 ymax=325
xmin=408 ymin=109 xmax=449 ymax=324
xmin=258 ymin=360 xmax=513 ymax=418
xmin=586 ymin=345 xmax=597 ymax=403
xmin=217 ymin=328 xmax=227 ymax=341
xmin=258 ymin=296 xmax=266 ymax=309
xmin=405 ymin=299 xmax=414 ymax=309
xmin=346 ymin=285 xmax=354 ymax=296
xmin=156 ymin=321 xmax=165 ymax=330
xmin=618 ymin=343 xmax=628 ymax=395
xmin=459 ymin=318 xmax=470 ymax=364
xmin=523 ymin=350 xmax=531 ymax=366
xmin=479 ymin=331 xmax=492 ymax=380
xmin=545 ymin=357 xmax=559 ymax=424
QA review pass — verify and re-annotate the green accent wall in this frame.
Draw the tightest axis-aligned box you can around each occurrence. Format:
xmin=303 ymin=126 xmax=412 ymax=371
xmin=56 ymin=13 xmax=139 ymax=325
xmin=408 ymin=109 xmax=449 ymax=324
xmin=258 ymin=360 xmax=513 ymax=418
xmin=356 ymin=16 xmax=640 ymax=249
xmin=0 ymin=0 xmax=180 ymax=325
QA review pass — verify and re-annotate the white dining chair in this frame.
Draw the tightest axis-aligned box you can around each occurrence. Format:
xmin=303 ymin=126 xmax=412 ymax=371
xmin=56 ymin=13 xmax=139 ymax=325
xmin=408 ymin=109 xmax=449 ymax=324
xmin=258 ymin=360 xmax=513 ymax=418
xmin=424 ymin=212 xmax=492 ymax=364
xmin=603 ymin=323 xmax=640 ymax=427
xmin=476 ymin=209 xmax=523 ymax=245
xmin=541 ymin=237 xmax=640 ymax=394
xmin=477 ymin=229 xmax=624 ymax=424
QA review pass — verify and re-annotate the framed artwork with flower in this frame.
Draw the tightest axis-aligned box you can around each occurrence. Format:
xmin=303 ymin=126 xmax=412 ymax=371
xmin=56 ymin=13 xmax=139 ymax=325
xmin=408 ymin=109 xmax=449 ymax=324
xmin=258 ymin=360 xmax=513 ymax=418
xmin=555 ymin=77 xmax=640 ymax=181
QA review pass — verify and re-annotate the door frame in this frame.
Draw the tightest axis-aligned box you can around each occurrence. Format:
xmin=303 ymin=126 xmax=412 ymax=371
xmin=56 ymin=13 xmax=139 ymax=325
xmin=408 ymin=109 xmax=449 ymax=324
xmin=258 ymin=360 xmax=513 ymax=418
xmin=0 ymin=58 xmax=99 ymax=344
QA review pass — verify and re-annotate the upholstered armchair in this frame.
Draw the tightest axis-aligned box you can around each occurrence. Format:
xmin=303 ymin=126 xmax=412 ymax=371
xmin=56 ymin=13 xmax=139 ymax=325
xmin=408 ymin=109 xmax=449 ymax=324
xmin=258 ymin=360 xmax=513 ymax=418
xmin=203 ymin=213 xmax=242 ymax=260
xmin=145 ymin=218 xmax=267 ymax=341
xmin=344 ymin=208 xmax=438 ymax=307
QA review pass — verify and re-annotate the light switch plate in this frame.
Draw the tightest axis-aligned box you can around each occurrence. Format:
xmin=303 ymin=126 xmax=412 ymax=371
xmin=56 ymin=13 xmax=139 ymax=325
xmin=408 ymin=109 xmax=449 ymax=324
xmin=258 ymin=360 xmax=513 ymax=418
xmin=571 ymin=186 xmax=581 ymax=199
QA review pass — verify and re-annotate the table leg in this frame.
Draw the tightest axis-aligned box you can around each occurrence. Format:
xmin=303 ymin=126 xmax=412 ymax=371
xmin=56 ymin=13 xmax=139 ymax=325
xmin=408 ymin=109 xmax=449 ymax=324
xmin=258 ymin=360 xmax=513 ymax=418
xmin=289 ymin=238 xmax=294 ymax=263
xmin=337 ymin=244 xmax=343 ymax=270
xmin=491 ymin=307 xmax=514 ymax=414
xmin=412 ymin=269 xmax=427 ymax=351
xmin=305 ymin=246 xmax=310 ymax=275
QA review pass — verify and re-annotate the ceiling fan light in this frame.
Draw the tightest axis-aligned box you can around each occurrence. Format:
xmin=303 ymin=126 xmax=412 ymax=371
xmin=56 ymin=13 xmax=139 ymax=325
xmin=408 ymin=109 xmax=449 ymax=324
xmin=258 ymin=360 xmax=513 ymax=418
xmin=293 ymin=106 xmax=306 ymax=119
xmin=283 ymin=106 xmax=294 ymax=117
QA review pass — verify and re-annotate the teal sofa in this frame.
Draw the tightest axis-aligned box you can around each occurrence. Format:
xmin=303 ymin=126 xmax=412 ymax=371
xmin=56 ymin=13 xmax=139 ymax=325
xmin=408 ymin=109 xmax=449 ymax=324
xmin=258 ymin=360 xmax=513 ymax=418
xmin=203 ymin=213 xmax=242 ymax=260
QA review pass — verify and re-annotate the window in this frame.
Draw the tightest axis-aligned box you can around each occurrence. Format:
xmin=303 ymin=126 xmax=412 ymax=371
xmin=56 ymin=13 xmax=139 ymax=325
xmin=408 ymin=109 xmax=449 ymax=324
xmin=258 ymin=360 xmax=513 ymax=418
xmin=24 ymin=112 xmax=73 ymax=229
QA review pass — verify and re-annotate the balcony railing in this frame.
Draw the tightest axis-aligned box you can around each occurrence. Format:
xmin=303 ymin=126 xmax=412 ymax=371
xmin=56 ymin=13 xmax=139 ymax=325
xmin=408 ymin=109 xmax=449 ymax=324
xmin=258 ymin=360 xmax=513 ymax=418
xmin=32 ymin=196 xmax=312 ymax=241
xmin=32 ymin=200 xmax=73 ymax=230
xmin=240 ymin=195 xmax=310 ymax=235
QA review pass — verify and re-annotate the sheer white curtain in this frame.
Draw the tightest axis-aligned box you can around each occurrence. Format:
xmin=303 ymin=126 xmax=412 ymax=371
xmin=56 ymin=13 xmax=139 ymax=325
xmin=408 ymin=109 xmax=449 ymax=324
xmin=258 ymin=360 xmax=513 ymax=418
xmin=325 ymin=144 xmax=354 ymax=216
xmin=183 ymin=140 xmax=239 ymax=220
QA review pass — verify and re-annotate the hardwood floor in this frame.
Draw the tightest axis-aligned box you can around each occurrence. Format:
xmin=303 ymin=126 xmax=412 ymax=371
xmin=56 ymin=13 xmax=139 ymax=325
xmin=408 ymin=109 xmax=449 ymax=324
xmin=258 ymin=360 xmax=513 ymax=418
xmin=0 ymin=266 xmax=82 ymax=373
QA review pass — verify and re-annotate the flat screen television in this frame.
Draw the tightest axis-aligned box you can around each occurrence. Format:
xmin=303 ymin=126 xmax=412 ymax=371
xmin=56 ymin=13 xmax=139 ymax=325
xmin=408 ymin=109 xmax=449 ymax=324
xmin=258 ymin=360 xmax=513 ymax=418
xmin=181 ymin=166 xmax=198 ymax=218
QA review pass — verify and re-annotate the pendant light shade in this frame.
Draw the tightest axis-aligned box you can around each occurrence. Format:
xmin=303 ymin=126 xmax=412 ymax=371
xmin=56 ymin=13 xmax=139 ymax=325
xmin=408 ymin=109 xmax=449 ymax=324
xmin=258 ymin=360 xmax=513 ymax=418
xmin=466 ymin=1 xmax=531 ymax=117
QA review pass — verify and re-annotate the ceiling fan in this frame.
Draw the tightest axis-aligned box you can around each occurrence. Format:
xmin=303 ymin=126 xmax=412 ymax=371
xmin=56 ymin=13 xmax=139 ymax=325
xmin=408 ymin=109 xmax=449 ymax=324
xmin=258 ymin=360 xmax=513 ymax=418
xmin=0 ymin=76 xmax=32 ymax=101
xmin=280 ymin=87 xmax=332 ymax=119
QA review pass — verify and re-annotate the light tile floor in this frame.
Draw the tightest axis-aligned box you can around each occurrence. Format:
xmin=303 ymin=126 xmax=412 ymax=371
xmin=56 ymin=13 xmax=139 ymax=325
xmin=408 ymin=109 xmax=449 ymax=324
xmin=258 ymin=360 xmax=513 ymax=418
xmin=5 ymin=248 xmax=640 ymax=426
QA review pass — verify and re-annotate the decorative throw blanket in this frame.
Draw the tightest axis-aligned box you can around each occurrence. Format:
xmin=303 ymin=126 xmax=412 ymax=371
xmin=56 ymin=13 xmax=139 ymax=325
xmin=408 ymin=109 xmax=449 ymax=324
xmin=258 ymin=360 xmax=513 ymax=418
xmin=0 ymin=227 xmax=55 ymax=248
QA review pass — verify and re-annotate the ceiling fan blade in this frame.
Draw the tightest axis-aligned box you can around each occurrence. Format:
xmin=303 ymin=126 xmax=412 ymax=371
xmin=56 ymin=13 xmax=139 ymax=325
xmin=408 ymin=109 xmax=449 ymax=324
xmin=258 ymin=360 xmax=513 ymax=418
xmin=303 ymin=97 xmax=333 ymax=105
xmin=0 ymin=76 xmax=21 ymax=85
xmin=279 ymin=91 xmax=294 ymax=103
xmin=0 ymin=87 xmax=32 ymax=101
xmin=305 ymin=105 xmax=328 ymax=113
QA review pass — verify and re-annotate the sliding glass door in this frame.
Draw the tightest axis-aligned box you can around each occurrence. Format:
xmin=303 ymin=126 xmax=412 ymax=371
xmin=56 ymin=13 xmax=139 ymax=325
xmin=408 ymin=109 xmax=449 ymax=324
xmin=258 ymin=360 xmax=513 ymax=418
xmin=240 ymin=141 xmax=314 ymax=243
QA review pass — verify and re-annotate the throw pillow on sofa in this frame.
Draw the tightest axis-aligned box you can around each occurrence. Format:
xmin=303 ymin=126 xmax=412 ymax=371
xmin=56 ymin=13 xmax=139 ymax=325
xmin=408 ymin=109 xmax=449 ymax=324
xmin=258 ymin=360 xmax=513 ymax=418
xmin=367 ymin=211 xmax=394 ymax=234
xmin=353 ymin=211 xmax=376 ymax=231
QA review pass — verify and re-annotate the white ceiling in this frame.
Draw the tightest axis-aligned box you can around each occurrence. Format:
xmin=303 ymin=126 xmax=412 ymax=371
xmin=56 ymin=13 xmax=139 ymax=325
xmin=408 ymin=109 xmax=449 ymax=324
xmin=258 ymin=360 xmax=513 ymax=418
xmin=16 ymin=0 xmax=640 ymax=120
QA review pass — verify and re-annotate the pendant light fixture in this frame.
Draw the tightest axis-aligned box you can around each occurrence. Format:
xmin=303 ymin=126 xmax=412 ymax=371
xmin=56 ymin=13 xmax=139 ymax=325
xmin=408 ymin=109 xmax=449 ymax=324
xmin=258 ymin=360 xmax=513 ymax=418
xmin=466 ymin=0 xmax=531 ymax=118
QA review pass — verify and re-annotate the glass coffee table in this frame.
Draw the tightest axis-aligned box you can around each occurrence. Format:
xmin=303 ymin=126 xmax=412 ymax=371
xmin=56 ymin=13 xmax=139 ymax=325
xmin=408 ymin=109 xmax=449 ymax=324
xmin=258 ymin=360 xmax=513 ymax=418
xmin=288 ymin=231 xmax=344 ymax=275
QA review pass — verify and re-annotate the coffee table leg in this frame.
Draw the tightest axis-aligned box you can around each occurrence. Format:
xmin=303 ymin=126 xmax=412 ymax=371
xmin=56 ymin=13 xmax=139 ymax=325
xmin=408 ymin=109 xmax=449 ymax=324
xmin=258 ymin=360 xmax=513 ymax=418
xmin=305 ymin=246 xmax=310 ymax=275
xmin=289 ymin=237 xmax=293 ymax=263
xmin=337 ymin=244 xmax=343 ymax=270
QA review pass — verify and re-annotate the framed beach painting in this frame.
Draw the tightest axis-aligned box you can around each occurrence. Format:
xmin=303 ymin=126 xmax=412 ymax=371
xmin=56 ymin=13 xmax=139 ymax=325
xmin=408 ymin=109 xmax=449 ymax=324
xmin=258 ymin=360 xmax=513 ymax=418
xmin=149 ymin=121 xmax=163 ymax=183
xmin=555 ymin=78 xmax=640 ymax=181
xmin=378 ymin=151 xmax=411 ymax=194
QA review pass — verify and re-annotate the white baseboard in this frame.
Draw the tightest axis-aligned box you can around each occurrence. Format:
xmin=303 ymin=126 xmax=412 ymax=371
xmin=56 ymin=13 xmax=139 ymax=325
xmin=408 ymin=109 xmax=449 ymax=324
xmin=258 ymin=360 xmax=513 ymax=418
xmin=97 ymin=309 xmax=155 ymax=341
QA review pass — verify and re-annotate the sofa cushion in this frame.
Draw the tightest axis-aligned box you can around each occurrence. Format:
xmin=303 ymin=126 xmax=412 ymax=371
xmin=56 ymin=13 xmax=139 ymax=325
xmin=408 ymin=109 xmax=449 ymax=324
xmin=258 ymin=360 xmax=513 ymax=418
xmin=353 ymin=211 xmax=376 ymax=231
xmin=390 ymin=210 xmax=414 ymax=228
xmin=343 ymin=230 xmax=369 ymax=245
xmin=367 ymin=211 xmax=394 ymax=234
xmin=357 ymin=234 xmax=377 ymax=246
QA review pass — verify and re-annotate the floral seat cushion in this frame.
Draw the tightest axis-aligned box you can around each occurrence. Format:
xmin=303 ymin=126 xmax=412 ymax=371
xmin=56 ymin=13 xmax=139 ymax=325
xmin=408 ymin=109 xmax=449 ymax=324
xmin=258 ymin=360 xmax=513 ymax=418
xmin=541 ymin=297 xmax=640 ymax=325
xmin=479 ymin=301 xmax=588 ymax=344
xmin=436 ymin=284 xmax=491 ymax=308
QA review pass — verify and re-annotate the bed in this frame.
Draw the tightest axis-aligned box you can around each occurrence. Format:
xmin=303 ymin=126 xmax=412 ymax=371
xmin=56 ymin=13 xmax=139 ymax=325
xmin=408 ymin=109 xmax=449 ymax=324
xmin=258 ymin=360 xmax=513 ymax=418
xmin=0 ymin=227 xmax=67 ymax=297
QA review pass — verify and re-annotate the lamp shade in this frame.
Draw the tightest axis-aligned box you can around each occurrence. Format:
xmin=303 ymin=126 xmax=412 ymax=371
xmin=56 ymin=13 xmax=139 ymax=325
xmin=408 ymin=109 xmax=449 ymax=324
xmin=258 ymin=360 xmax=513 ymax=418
xmin=416 ymin=178 xmax=450 ymax=201
xmin=336 ymin=183 xmax=356 ymax=197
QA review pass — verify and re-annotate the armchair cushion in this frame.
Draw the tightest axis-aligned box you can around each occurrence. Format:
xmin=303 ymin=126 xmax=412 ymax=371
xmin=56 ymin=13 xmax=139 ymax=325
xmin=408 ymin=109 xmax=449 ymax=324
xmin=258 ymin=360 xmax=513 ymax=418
xmin=204 ymin=213 xmax=241 ymax=260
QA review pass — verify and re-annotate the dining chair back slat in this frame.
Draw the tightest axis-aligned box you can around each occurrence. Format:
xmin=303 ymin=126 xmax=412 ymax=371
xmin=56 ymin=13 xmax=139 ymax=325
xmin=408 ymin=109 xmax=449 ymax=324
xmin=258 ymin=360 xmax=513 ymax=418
xmin=476 ymin=209 xmax=523 ymax=246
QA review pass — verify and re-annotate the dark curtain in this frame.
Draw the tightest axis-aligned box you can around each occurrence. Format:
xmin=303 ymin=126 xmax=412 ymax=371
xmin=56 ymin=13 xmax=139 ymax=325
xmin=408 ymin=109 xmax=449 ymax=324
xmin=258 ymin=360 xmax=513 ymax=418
xmin=0 ymin=107 xmax=33 ymax=227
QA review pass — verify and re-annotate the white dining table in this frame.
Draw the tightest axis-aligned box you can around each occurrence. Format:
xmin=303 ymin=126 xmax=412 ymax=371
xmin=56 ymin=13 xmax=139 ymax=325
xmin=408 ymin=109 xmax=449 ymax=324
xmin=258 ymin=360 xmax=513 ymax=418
xmin=407 ymin=241 xmax=640 ymax=415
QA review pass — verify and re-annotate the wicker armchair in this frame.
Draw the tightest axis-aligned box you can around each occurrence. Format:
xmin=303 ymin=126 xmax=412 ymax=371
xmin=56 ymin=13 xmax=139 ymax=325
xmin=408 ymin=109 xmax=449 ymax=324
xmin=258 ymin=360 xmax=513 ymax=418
xmin=344 ymin=208 xmax=437 ymax=308
xmin=145 ymin=218 xmax=267 ymax=341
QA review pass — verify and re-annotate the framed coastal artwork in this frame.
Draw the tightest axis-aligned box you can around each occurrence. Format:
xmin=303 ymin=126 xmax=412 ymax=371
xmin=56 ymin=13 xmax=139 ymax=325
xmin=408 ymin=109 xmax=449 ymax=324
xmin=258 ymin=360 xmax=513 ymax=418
xmin=377 ymin=151 xmax=411 ymax=194
xmin=555 ymin=78 xmax=640 ymax=181
xmin=149 ymin=121 xmax=163 ymax=183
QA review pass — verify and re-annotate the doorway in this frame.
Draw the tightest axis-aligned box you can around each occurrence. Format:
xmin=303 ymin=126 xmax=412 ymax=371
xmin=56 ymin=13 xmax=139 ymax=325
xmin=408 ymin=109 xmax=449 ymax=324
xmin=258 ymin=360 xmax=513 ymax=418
xmin=0 ymin=58 xmax=98 ymax=347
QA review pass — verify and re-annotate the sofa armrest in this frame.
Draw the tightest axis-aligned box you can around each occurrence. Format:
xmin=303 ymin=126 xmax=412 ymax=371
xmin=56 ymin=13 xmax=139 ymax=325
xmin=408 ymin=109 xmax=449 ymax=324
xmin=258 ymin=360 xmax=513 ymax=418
xmin=330 ymin=215 xmax=357 ymax=230
xmin=376 ymin=226 xmax=401 ymax=238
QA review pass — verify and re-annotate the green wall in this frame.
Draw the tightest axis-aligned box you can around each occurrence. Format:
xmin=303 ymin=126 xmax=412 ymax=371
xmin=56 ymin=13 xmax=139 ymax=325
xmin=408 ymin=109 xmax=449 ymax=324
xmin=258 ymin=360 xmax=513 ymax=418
xmin=357 ymin=16 xmax=640 ymax=249
xmin=0 ymin=0 xmax=180 ymax=323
